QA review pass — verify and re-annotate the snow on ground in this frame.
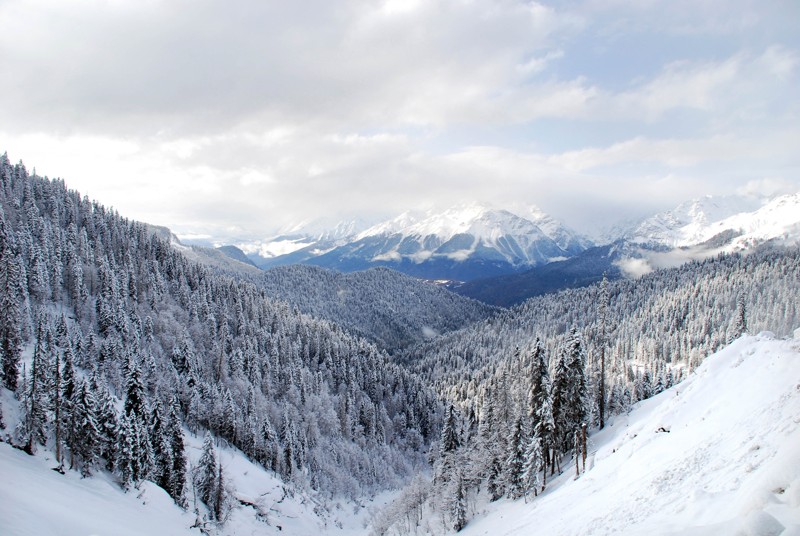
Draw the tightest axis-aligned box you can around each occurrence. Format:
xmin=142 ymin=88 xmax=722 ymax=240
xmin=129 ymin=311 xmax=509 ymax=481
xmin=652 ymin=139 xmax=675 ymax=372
xmin=462 ymin=331 xmax=800 ymax=536
xmin=0 ymin=426 xmax=392 ymax=536
xmin=2 ymin=331 xmax=799 ymax=535
xmin=0 ymin=442 xmax=194 ymax=536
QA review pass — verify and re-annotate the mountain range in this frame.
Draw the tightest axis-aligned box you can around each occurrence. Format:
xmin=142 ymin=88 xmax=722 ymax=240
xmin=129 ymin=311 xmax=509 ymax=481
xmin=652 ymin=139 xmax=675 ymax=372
xmin=223 ymin=192 xmax=800 ymax=305
xmin=238 ymin=203 xmax=591 ymax=281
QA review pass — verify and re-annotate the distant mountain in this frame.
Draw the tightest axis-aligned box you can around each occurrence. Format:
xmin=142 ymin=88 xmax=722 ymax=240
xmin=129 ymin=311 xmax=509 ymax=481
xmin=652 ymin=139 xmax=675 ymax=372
xmin=246 ymin=203 xmax=592 ymax=281
xmin=454 ymin=193 xmax=800 ymax=306
xmin=622 ymin=193 xmax=800 ymax=250
xmin=259 ymin=265 xmax=500 ymax=352
xmin=239 ymin=218 xmax=371 ymax=269
xmin=451 ymin=240 xmax=634 ymax=307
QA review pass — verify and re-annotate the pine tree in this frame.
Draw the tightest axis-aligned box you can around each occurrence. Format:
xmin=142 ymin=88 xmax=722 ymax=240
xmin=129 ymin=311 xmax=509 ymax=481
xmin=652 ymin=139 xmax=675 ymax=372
xmin=71 ymin=380 xmax=100 ymax=476
xmin=124 ymin=357 xmax=147 ymax=419
xmin=195 ymin=432 xmax=218 ymax=514
xmin=451 ymin=470 xmax=467 ymax=532
xmin=522 ymin=431 xmax=543 ymax=500
xmin=504 ymin=415 xmax=525 ymax=499
xmin=167 ymin=398 xmax=187 ymax=507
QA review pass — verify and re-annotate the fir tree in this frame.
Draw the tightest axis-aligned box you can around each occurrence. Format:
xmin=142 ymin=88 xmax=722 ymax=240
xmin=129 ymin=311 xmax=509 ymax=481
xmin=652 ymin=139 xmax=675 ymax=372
xmin=522 ymin=431 xmax=543 ymax=500
xmin=0 ymin=243 xmax=24 ymax=391
xmin=504 ymin=415 xmax=525 ymax=499
xmin=19 ymin=323 xmax=51 ymax=455
xmin=451 ymin=470 xmax=467 ymax=532
xmin=116 ymin=412 xmax=136 ymax=489
xmin=167 ymin=398 xmax=187 ymax=507
xmin=597 ymin=274 xmax=609 ymax=429
xmin=440 ymin=404 xmax=460 ymax=457
xmin=195 ymin=432 xmax=218 ymax=515
xmin=536 ymin=391 xmax=555 ymax=481
xmin=123 ymin=357 xmax=147 ymax=419
xmin=486 ymin=452 xmax=503 ymax=502
xmin=71 ymin=380 xmax=100 ymax=476
xmin=551 ymin=329 xmax=587 ymax=454
xmin=733 ymin=295 xmax=747 ymax=340
xmin=91 ymin=371 xmax=118 ymax=469
xmin=150 ymin=402 xmax=172 ymax=491
xmin=527 ymin=338 xmax=548 ymax=432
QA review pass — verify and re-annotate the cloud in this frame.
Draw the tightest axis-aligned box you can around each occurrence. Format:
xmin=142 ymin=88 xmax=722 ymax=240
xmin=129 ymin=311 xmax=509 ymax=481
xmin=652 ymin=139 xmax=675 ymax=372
xmin=614 ymin=257 xmax=652 ymax=278
xmin=0 ymin=0 xmax=798 ymax=243
xmin=737 ymin=178 xmax=799 ymax=198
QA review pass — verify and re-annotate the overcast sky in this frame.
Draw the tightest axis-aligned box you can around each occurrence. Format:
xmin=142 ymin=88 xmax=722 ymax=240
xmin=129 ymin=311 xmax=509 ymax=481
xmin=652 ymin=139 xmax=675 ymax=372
xmin=1 ymin=0 xmax=798 ymax=242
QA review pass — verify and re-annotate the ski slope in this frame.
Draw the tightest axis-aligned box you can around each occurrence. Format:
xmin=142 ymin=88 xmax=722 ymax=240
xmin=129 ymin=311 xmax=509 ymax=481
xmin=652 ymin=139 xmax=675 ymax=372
xmin=462 ymin=331 xmax=800 ymax=536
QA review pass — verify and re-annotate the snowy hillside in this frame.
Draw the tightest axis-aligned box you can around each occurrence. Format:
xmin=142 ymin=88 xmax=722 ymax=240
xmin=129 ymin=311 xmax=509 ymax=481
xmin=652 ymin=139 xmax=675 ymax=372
xmin=460 ymin=331 xmax=800 ymax=536
xmin=258 ymin=265 xmax=499 ymax=352
xmin=0 ymin=426 xmax=383 ymax=536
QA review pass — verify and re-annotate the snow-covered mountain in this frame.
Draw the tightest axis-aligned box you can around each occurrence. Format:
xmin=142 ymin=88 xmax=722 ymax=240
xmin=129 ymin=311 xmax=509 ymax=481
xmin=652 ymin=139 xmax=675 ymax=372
xmin=244 ymin=203 xmax=592 ymax=281
xmin=236 ymin=218 xmax=372 ymax=268
xmin=352 ymin=203 xmax=585 ymax=265
xmin=625 ymin=192 xmax=800 ymax=250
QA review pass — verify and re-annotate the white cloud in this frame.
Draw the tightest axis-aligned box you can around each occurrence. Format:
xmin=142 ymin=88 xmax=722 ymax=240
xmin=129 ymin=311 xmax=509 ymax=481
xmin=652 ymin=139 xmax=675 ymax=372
xmin=0 ymin=0 xmax=797 ymax=242
xmin=737 ymin=178 xmax=798 ymax=199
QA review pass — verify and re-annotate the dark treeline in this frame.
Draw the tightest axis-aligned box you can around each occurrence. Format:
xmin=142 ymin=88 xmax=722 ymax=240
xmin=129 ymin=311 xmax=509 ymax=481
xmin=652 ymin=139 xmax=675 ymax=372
xmin=259 ymin=264 xmax=499 ymax=353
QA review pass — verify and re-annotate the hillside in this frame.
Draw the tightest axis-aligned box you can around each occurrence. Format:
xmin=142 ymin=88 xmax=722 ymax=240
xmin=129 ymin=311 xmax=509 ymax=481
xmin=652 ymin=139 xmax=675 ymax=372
xmin=458 ymin=331 xmax=800 ymax=535
xmin=259 ymin=265 xmax=500 ymax=352
xmin=6 ymin=332 xmax=796 ymax=536
xmin=0 ymin=156 xmax=441 ymax=526
xmin=0 ymin=417 xmax=385 ymax=535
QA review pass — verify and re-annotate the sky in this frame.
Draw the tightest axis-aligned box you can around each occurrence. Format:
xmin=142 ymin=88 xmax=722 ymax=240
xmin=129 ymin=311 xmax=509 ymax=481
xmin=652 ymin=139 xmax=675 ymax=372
xmin=0 ymin=0 xmax=798 ymax=243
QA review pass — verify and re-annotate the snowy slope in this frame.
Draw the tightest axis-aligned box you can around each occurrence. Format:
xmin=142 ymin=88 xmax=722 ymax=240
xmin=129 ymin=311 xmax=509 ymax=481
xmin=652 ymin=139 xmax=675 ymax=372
xmin=0 ymin=426 xmax=387 ymax=536
xmin=626 ymin=193 xmax=800 ymax=250
xmin=461 ymin=331 xmax=800 ymax=536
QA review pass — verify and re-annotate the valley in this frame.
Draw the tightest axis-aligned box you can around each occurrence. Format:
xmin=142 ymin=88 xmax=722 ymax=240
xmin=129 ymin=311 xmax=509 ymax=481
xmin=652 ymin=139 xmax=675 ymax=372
xmin=0 ymin=157 xmax=798 ymax=535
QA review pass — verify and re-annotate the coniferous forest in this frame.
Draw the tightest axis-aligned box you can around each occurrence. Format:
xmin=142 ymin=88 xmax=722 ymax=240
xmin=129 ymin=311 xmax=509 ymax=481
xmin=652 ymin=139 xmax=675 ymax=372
xmin=0 ymin=154 xmax=441 ymax=516
xmin=1 ymin=153 xmax=798 ymax=533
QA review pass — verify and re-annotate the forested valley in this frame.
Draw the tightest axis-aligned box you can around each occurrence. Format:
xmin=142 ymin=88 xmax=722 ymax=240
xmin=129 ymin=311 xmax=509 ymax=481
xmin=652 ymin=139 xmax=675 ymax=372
xmin=1 ymin=154 xmax=798 ymax=533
